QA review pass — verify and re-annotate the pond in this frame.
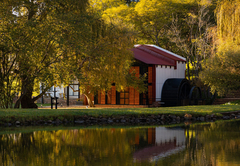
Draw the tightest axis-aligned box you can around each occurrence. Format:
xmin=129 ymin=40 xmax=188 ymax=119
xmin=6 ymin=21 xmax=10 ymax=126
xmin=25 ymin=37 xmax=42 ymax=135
xmin=1 ymin=120 xmax=240 ymax=166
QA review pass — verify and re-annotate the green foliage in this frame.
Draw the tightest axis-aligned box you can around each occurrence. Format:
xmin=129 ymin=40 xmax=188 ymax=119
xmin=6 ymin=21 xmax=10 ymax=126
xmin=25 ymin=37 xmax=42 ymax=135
xmin=131 ymin=0 xmax=181 ymax=47
xmin=0 ymin=1 xmax=22 ymax=108
xmin=168 ymin=0 xmax=217 ymax=80
xmin=200 ymin=42 xmax=240 ymax=96
xmin=100 ymin=0 xmax=217 ymax=83
xmin=90 ymin=0 xmax=126 ymax=12
xmin=1 ymin=0 xmax=92 ymax=108
xmin=5 ymin=0 xmax=237 ymax=108
xmin=199 ymin=0 xmax=240 ymax=95
xmin=216 ymin=0 xmax=240 ymax=44
xmin=1 ymin=0 xmax=144 ymax=108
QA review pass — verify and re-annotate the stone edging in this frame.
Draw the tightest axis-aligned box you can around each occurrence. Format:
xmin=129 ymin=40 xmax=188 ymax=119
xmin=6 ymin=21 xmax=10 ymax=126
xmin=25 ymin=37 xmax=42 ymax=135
xmin=3 ymin=111 xmax=240 ymax=127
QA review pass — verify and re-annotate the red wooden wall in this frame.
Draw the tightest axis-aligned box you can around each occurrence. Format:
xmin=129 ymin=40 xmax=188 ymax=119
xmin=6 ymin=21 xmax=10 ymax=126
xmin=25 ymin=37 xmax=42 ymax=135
xmin=111 ymin=86 xmax=116 ymax=104
xmin=93 ymin=65 xmax=155 ymax=105
xmin=130 ymin=67 xmax=139 ymax=105
xmin=148 ymin=66 xmax=153 ymax=105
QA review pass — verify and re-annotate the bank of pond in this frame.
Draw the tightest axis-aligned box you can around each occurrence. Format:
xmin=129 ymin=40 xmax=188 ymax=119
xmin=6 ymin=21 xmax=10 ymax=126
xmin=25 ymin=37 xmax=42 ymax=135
xmin=1 ymin=105 xmax=240 ymax=127
xmin=1 ymin=120 xmax=240 ymax=166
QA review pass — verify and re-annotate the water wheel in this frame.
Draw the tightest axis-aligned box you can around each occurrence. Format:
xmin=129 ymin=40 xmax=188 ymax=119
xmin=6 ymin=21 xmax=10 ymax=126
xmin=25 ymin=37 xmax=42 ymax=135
xmin=201 ymin=86 xmax=216 ymax=105
xmin=189 ymin=86 xmax=202 ymax=105
xmin=161 ymin=78 xmax=191 ymax=106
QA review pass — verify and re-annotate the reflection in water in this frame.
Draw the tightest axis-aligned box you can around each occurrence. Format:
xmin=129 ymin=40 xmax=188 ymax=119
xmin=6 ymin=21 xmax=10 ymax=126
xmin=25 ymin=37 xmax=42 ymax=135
xmin=133 ymin=127 xmax=186 ymax=161
xmin=0 ymin=120 xmax=240 ymax=166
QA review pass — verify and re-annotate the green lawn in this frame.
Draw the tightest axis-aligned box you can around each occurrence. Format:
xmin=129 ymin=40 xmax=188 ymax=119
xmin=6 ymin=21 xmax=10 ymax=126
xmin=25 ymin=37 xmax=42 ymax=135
xmin=1 ymin=105 xmax=240 ymax=119
xmin=36 ymin=103 xmax=51 ymax=107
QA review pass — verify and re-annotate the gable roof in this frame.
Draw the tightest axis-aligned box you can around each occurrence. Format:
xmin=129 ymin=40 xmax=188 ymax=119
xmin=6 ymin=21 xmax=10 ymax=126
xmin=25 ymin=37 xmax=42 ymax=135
xmin=132 ymin=44 xmax=186 ymax=67
xmin=132 ymin=47 xmax=174 ymax=65
xmin=144 ymin=45 xmax=186 ymax=61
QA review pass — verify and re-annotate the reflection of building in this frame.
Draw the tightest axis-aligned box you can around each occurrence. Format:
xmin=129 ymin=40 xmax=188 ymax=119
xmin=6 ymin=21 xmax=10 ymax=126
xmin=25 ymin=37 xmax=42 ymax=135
xmin=155 ymin=127 xmax=185 ymax=146
xmin=133 ymin=127 xmax=186 ymax=161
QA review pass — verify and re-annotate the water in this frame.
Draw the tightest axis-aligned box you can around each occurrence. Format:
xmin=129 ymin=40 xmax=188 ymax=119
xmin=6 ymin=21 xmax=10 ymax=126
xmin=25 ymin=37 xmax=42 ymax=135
xmin=1 ymin=120 xmax=240 ymax=166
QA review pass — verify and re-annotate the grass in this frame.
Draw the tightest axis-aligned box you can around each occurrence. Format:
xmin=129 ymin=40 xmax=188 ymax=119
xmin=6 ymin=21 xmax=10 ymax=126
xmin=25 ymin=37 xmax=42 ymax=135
xmin=0 ymin=105 xmax=240 ymax=119
xmin=36 ymin=103 xmax=51 ymax=107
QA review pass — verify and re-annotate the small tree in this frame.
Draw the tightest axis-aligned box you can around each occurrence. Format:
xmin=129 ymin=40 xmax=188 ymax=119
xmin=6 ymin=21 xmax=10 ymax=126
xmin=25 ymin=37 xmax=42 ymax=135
xmin=66 ymin=20 xmax=147 ymax=107
xmin=200 ymin=44 xmax=240 ymax=96
xmin=169 ymin=1 xmax=216 ymax=81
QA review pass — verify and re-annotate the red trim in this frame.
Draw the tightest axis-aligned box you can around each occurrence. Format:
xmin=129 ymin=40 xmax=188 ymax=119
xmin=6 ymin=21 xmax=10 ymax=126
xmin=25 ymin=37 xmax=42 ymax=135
xmin=174 ymin=61 xmax=177 ymax=69
xmin=152 ymin=65 xmax=156 ymax=102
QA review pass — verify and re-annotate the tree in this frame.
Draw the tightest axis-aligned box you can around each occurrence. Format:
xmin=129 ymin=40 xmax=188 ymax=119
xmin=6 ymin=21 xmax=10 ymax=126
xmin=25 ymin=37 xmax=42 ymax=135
xmin=0 ymin=1 xmax=22 ymax=108
xmin=216 ymin=0 xmax=240 ymax=45
xmin=125 ymin=0 xmax=139 ymax=5
xmin=1 ymin=0 xmax=90 ymax=108
xmin=65 ymin=6 xmax=147 ymax=107
xmin=199 ymin=0 xmax=240 ymax=95
xmin=200 ymin=44 xmax=240 ymax=96
xmin=1 ymin=0 xmax=146 ymax=108
xmin=169 ymin=0 xmax=216 ymax=81
xmin=129 ymin=0 xmax=197 ymax=50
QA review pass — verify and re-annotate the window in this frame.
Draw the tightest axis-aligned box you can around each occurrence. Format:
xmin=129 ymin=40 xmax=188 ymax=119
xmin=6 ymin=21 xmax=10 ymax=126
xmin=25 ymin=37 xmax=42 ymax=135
xmin=69 ymin=85 xmax=79 ymax=96
xmin=120 ymin=88 xmax=129 ymax=104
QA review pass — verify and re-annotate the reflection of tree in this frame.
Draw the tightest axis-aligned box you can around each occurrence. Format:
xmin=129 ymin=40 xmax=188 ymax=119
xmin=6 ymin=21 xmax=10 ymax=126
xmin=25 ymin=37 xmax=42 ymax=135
xmin=196 ymin=121 xmax=240 ymax=165
xmin=1 ymin=122 xmax=240 ymax=166
xmin=0 ymin=128 xmax=148 ymax=166
xmin=156 ymin=121 xmax=240 ymax=166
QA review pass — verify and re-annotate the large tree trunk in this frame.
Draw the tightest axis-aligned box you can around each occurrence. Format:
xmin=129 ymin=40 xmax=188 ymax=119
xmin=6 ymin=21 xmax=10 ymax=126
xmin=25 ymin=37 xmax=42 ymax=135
xmin=21 ymin=90 xmax=38 ymax=108
xmin=18 ymin=77 xmax=38 ymax=108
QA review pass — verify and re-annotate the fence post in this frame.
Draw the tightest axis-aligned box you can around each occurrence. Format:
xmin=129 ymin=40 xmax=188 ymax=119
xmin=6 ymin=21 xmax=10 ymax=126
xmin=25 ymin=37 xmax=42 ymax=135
xmin=67 ymin=86 xmax=69 ymax=106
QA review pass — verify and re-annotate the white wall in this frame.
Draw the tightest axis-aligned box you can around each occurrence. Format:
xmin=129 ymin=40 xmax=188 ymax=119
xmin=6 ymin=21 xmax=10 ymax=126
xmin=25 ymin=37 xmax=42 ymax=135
xmin=68 ymin=84 xmax=79 ymax=96
xmin=155 ymin=61 xmax=186 ymax=101
xmin=40 ymin=85 xmax=64 ymax=98
xmin=41 ymin=79 xmax=79 ymax=98
xmin=47 ymin=86 xmax=64 ymax=98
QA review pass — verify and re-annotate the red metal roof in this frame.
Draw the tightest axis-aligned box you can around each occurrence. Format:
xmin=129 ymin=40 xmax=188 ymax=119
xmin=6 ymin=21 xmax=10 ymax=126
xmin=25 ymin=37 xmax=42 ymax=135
xmin=132 ymin=44 xmax=186 ymax=66
xmin=142 ymin=45 xmax=186 ymax=62
xmin=132 ymin=47 xmax=174 ymax=66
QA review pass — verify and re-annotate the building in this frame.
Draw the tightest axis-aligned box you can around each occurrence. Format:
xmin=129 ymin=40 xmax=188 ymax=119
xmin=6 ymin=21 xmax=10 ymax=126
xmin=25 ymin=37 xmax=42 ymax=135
xmin=93 ymin=44 xmax=186 ymax=106
xmin=42 ymin=44 xmax=187 ymax=106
